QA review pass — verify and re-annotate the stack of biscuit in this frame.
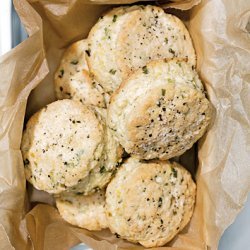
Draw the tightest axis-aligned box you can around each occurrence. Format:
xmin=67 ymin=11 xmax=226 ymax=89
xmin=21 ymin=5 xmax=212 ymax=247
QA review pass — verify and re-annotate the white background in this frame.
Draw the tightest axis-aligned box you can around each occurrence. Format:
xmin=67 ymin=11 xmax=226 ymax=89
xmin=0 ymin=0 xmax=11 ymax=55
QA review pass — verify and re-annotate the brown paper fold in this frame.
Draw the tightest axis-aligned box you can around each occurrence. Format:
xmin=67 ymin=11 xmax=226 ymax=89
xmin=160 ymin=0 xmax=201 ymax=10
xmin=0 ymin=0 xmax=249 ymax=249
xmin=189 ymin=1 xmax=250 ymax=248
xmin=0 ymin=0 xmax=48 ymax=249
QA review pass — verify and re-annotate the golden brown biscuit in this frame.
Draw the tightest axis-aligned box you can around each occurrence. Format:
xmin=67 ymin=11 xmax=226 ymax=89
xmin=87 ymin=6 xmax=142 ymax=92
xmin=88 ymin=5 xmax=196 ymax=92
xmin=54 ymin=39 xmax=106 ymax=107
xmin=108 ymin=59 xmax=212 ymax=160
xmin=67 ymin=108 xmax=123 ymax=195
xmin=56 ymin=190 xmax=107 ymax=231
xmin=21 ymin=100 xmax=106 ymax=194
xmin=106 ymin=157 xmax=196 ymax=247
xmin=116 ymin=5 xmax=196 ymax=80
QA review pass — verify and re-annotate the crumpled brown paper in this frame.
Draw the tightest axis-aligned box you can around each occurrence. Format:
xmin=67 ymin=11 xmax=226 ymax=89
xmin=0 ymin=0 xmax=249 ymax=249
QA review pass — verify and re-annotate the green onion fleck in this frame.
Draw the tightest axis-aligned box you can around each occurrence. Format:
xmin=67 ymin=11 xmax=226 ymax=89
xmin=109 ymin=69 xmax=116 ymax=75
xmin=172 ymin=168 xmax=178 ymax=178
xmin=104 ymin=27 xmax=111 ymax=39
xmin=158 ymin=197 xmax=163 ymax=208
xmin=100 ymin=166 xmax=106 ymax=173
xmin=85 ymin=49 xmax=91 ymax=57
xmin=177 ymin=61 xmax=182 ymax=67
xmin=70 ymin=59 xmax=78 ymax=65
xmin=58 ymin=69 xmax=64 ymax=78
xmin=113 ymin=15 xmax=117 ymax=22
xmin=169 ymin=48 xmax=175 ymax=55
xmin=142 ymin=66 xmax=148 ymax=74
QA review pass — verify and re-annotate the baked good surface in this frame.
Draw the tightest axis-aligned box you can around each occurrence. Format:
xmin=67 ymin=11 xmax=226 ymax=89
xmin=67 ymin=108 xmax=123 ymax=195
xmin=56 ymin=190 xmax=107 ymax=230
xmin=87 ymin=6 xmax=140 ymax=93
xmin=87 ymin=5 xmax=196 ymax=92
xmin=54 ymin=39 xmax=106 ymax=107
xmin=21 ymin=100 xmax=106 ymax=194
xmin=116 ymin=5 xmax=196 ymax=80
xmin=105 ymin=157 xmax=196 ymax=247
xmin=108 ymin=59 xmax=212 ymax=160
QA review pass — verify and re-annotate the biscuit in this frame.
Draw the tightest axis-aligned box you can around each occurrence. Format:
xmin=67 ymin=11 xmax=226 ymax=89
xmin=87 ymin=6 xmax=141 ymax=92
xmin=54 ymin=39 xmax=106 ymax=108
xmin=21 ymin=100 xmax=106 ymax=194
xmin=116 ymin=5 xmax=196 ymax=80
xmin=56 ymin=190 xmax=107 ymax=231
xmin=87 ymin=5 xmax=196 ymax=92
xmin=67 ymin=108 xmax=123 ymax=195
xmin=108 ymin=59 xmax=212 ymax=160
xmin=105 ymin=157 xmax=196 ymax=247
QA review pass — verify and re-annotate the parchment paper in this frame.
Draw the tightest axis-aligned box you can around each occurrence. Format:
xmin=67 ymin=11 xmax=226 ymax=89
xmin=0 ymin=0 xmax=249 ymax=249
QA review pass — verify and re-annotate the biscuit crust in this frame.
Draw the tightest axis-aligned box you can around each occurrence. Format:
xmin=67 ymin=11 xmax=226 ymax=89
xmin=87 ymin=6 xmax=142 ymax=92
xmin=67 ymin=108 xmax=123 ymax=195
xmin=87 ymin=5 xmax=196 ymax=92
xmin=116 ymin=5 xmax=196 ymax=80
xmin=106 ymin=157 xmax=196 ymax=247
xmin=21 ymin=100 xmax=106 ymax=194
xmin=108 ymin=59 xmax=212 ymax=160
xmin=54 ymin=39 xmax=106 ymax=107
xmin=56 ymin=190 xmax=107 ymax=231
